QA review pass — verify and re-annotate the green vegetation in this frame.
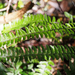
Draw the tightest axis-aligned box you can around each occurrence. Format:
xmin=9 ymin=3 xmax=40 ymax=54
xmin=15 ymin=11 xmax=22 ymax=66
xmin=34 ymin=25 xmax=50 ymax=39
xmin=0 ymin=2 xmax=75 ymax=75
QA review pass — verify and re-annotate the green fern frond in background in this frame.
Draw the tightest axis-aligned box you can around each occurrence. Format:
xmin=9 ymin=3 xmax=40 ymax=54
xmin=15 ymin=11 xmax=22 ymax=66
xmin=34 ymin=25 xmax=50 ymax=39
xmin=64 ymin=60 xmax=75 ymax=75
xmin=34 ymin=61 xmax=54 ymax=75
xmin=0 ymin=45 xmax=75 ymax=63
xmin=57 ymin=60 xmax=75 ymax=75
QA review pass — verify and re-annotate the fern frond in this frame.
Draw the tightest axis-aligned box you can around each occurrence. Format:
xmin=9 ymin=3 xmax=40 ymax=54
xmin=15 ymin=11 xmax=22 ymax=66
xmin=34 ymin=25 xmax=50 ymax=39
xmin=0 ymin=14 xmax=75 ymax=47
xmin=0 ymin=21 xmax=75 ymax=47
xmin=0 ymin=45 xmax=75 ymax=63
xmin=2 ymin=14 xmax=75 ymax=33
xmin=34 ymin=61 xmax=54 ymax=75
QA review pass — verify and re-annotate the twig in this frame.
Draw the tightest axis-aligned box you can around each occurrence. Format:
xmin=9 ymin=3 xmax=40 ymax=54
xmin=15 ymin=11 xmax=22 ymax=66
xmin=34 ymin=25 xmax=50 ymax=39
xmin=0 ymin=7 xmax=7 ymax=12
xmin=0 ymin=0 xmax=12 ymax=13
xmin=56 ymin=0 xmax=64 ymax=14
xmin=6 ymin=0 xmax=12 ymax=15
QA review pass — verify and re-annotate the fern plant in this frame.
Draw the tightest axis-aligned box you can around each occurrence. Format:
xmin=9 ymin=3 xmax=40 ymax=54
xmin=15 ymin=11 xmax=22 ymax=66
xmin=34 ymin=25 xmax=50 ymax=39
xmin=57 ymin=60 xmax=75 ymax=75
xmin=0 ymin=12 xmax=75 ymax=75
xmin=64 ymin=60 xmax=75 ymax=75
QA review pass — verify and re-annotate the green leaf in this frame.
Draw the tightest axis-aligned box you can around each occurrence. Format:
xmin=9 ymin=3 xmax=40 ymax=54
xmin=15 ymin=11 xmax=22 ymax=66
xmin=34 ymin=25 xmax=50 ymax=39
xmin=15 ymin=68 xmax=23 ymax=75
xmin=64 ymin=12 xmax=73 ymax=22
xmin=18 ymin=0 xmax=24 ymax=8
xmin=47 ymin=65 xmax=52 ymax=70
xmin=57 ymin=0 xmax=62 ymax=2
xmin=57 ymin=70 xmax=62 ymax=75
xmin=0 ymin=62 xmax=7 ymax=72
xmin=28 ymin=64 xmax=33 ymax=69
xmin=16 ymin=61 xmax=22 ymax=69
xmin=52 ymin=17 xmax=56 ymax=22
xmin=48 ymin=61 xmax=54 ymax=66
